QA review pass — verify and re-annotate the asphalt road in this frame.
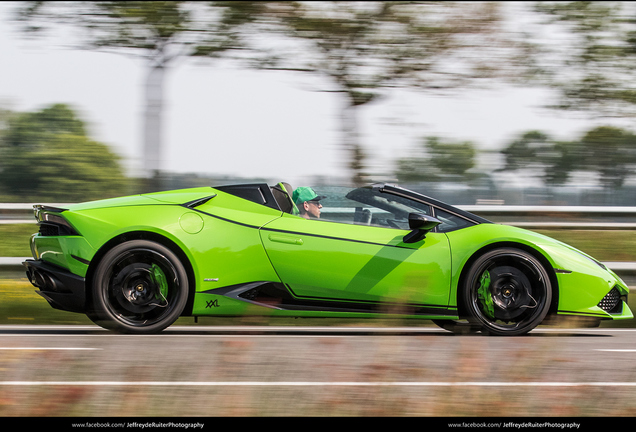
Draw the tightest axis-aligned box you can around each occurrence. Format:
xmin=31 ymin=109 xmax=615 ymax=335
xmin=2 ymin=325 xmax=636 ymax=417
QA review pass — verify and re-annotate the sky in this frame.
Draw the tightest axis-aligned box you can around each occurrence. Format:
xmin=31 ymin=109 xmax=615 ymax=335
xmin=0 ymin=2 xmax=614 ymax=188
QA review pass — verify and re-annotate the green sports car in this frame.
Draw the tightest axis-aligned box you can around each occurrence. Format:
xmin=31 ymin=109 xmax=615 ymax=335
xmin=23 ymin=182 xmax=632 ymax=335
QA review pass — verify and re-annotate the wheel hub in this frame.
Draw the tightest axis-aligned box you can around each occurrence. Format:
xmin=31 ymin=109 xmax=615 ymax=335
xmin=123 ymin=279 xmax=152 ymax=304
xmin=488 ymin=266 xmax=534 ymax=321
xmin=113 ymin=264 xmax=163 ymax=313
xmin=501 ymin=284 xmax=514 ymax=298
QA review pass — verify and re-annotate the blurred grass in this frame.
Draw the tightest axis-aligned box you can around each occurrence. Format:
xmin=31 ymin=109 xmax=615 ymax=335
xmin=535 ymin=229 xmax=636 ymax=262
xmin=0 ymin=278 xmax=92 ymax=325
xmin=0 ymin=224 xmax=36 ymax=256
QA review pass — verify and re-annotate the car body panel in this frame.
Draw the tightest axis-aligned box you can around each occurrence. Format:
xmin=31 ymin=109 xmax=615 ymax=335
xmin=260 ymin=213 xmax=453 ymax=311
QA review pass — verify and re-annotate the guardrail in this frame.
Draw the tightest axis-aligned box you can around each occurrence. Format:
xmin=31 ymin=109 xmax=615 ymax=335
xmin=4 ymin=203 xmax=636 ymax=223
xmin=2 ymin=203 xmax=636 ymax=274
xmin=4 ymin=203 xmax=636 ymax=216
xmin=462 ymin=205 xmax=636 ymax=214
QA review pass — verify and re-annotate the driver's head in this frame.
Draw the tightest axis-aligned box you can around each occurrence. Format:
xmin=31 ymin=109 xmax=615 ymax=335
xmin=293 ymin=187 xmax=326 ymax=219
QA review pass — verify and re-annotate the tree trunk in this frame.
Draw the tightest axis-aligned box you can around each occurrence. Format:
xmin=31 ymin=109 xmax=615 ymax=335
xmin=143 ymin=62 xmax=166 ymax=190
xmin=341 ymin=100 xmax=366 ymax=187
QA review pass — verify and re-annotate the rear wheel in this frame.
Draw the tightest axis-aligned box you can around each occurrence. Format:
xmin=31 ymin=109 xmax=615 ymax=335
xmin=461 ymin=248 xmax=552 ymax=336
xmin=89 ymin=240 xmax=189 ymax=334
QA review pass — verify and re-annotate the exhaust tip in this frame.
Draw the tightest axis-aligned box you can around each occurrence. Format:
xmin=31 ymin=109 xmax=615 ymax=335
xmin=26 ymin=268 xmax=60 ymax=292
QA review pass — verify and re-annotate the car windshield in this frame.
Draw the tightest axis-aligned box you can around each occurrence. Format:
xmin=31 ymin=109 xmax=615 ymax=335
xmin=306 ymin=186 xmax=432 ymax=230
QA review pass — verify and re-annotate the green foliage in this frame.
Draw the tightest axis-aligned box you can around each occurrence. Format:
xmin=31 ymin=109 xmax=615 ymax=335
xmin=579 ymin=126 xmax=636 ymax=188
xmin=18 ymin=2 xmax=210 ymax=53
xmin=396 ymin=136 xmax=477 ymax=183
xmin=0 ymin=104 xmax=127 ymax=202
xmin=533 ymin=2 xmax=636 ymax=117
xmin=395 ymin=124 xmax=636 ymax=189
xmin=426 ymin=138 xmax=476 ymax=177
xmin=499 ymin=126 xmax=636 ymax=188
xmin=15 ymin=1 xmax=279 ymax=67
xmin=263 ymin=2 xmax=516 ymax=93
xmin=499 ymin=130 xmax=576 ymax=186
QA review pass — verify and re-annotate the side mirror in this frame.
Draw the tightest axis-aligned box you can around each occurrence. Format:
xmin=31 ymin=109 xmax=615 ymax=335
xmin=403 ymin=213 xmax=441 ymax=243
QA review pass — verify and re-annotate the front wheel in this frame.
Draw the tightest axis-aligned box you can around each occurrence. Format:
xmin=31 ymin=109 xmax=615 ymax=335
xmin=432 ymin=319 xmax=481 ymax=335
xmin=461 ymin=248 xmax=552 ymax=336
xmin=89 ymin=240 xmax=189 ymax=334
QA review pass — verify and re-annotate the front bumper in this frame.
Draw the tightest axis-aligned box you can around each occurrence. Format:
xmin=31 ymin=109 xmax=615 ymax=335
xmin=23 ymin=259 xmax=86 ymax=313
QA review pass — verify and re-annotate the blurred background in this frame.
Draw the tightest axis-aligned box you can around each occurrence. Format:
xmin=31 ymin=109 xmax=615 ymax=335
xmin=2 ymin=0 xmax=636 ymax=311
xmin=1 ymin=1 xmax=635 ymax=204
xmin=1 ymin=1 xmax=636 ymax=294
xmin=3 ymin=1 xmax=636 ymax=418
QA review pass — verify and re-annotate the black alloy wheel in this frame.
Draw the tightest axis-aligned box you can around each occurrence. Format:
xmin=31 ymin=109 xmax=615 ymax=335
xmin=460 ymin=247 xmax=552 ymax=336
xmin=90 ymin=240 xmax=189 ymax=334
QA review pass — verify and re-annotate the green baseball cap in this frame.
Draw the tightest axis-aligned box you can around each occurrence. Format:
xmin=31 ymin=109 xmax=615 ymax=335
xmin=292 ymin=187 xmax=326 ymax=205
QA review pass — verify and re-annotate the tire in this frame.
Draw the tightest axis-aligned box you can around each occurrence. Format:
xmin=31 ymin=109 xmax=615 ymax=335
xmin=432 ymin=319 xmax=481 ymax=335
xmin=89 ymin=240 xmax=189 ymax=334
xmin=461 ymin=247 xmax=552 ymax=336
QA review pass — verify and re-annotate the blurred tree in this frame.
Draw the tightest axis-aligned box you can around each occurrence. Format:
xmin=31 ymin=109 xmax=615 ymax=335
xmin=579 ymin=126 xmax=636 ymax=189
xmin=533 ymin=2 xmax=636 ymax=117
xmin=0 ymin=104 xmax=126 ymax=202
xmin=13 ymin=1 xmax=270 ymax=188
xmin=396 ymin=136 xmax=476 ymax=183
xmin=499 ymin=130 xmax=576 ymax=186
xmin=219 ymin=2 xmax=531 ymax=185
xmin=499 ymin=127 xmax=636 ymax=188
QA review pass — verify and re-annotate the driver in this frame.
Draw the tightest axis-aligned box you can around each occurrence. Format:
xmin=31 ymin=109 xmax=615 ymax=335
xmin=293 ymin=187 xmax=326 ymax=220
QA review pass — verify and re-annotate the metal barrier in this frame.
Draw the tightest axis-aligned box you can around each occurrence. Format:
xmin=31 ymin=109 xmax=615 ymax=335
xmin=2 ymin=204 xmax=636 ymax=274
xmin=4 ymin=203 xmax=636 ymax=220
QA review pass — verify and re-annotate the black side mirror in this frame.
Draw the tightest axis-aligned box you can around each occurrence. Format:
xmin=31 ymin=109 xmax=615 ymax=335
xmin=403 ymin=213 xmax=441 ymax=243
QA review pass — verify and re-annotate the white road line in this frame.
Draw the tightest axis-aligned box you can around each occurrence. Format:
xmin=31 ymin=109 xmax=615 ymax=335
xmin=595 ymin=349 xmax=636 ymax=352
xmin=2 ymin=325 xmax=636 ymax=333
xmin=0 ymin=381 xmax=634 ymax=387
xmin=0 ymin=347 xmax=101 ymax=351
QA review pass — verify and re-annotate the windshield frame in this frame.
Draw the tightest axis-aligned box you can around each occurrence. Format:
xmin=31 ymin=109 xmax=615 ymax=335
xmin=371 ymin=184 xmax=491 ymax=226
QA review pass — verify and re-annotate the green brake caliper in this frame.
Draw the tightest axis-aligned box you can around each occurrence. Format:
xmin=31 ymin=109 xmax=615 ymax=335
xmin=477 ymin=270 xmax=495 ymax=319
xmin=150 ymin=264 xmax=169 ymax=302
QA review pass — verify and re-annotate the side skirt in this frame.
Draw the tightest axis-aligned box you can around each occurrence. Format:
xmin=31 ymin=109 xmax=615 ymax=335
xmin=203 ymin=281 xmax=457 ymax=317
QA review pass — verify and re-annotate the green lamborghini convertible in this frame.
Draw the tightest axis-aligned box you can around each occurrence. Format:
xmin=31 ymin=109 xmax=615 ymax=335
xmin=23 ymin=182 xmax=632 ymax=335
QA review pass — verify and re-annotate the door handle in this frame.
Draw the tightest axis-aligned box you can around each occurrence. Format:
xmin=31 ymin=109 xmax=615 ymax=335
xmin=268 ymin=234 xmax=304 ymax=245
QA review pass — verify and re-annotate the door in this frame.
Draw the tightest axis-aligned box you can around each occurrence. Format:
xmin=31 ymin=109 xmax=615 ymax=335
xmin=259 ymin=186 xmax=452 ymax=312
